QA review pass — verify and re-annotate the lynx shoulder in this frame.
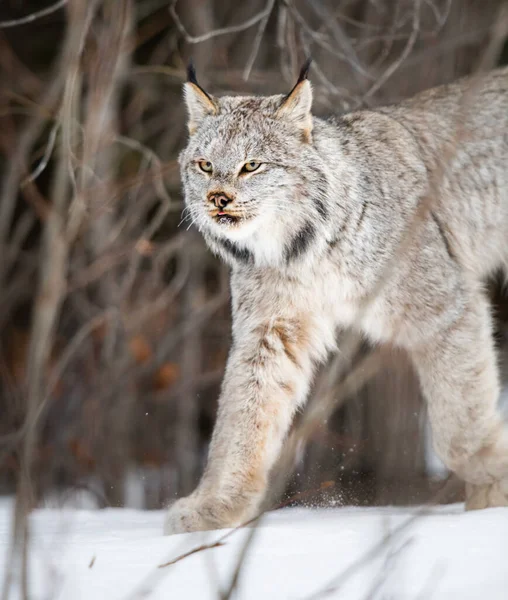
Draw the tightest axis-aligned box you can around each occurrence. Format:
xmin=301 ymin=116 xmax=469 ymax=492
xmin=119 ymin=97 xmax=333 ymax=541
xmin=165 ymin=65 xmax=508 ymax=534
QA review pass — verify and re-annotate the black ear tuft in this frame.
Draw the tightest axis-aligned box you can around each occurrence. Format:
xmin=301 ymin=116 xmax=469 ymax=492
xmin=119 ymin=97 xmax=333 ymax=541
xmin=297 ymin=57 xmax=312 ymax=84
xmin=282 ymin=57 xmax=313 ymax=103
xmin=187 ymin=59 xmax=198 ymax=85
xmin=185 ymin=60 xmax=215 ymax=103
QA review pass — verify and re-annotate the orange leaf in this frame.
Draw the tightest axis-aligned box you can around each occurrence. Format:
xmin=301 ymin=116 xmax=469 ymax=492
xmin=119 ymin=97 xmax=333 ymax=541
xmin=129 ymin=335 xmax=152 ymax=364
xmin=154 ymin=362 xmax=179 ymax=390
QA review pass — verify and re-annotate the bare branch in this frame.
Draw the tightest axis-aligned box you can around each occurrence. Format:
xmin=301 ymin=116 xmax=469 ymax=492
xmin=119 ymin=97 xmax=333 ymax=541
xmin=0 ymin=0 xmax=67 ymax=29
xmin=169 ymin=0 xmax=275 ymax=44
xmin=363 ymin=0 xmax=422 ymax=101
xmin=158 ymin=541 xmax=225 ymax=568
xmin=21 ymin=122 xmax=60 ymax=187
xmin=243 ymin=0 xmax=277 ymax=81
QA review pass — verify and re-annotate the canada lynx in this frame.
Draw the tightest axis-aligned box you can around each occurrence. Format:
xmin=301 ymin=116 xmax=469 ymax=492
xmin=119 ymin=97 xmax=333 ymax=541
xmin=164 ymin=62 xmax=508 ymax=534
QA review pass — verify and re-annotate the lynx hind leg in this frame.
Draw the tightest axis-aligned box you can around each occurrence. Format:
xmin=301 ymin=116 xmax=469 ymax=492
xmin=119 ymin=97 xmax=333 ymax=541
xmin=412 ymin=291 xmax=508 ymax=509
xmin=465 ymin=479 xmax=508 ymax=510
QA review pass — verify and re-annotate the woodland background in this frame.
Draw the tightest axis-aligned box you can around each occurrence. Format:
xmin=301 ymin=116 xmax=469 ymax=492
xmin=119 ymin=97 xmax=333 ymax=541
xmin=1 ymin=0 xmax=508 ymax=517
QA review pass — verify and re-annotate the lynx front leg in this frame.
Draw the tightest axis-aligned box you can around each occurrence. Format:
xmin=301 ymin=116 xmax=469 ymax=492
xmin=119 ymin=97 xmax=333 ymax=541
xmin=412 ymin=292 xmax=508 ymax=509
xmin=164 ymin=313 xmax=327 ymax=534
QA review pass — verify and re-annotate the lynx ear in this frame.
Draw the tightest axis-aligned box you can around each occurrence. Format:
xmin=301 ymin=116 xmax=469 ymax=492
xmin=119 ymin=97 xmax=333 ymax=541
xmin=183 ymin=62 xmax=218 ymax=135
xmin=276 ymin=59 xmax=313 ymax=141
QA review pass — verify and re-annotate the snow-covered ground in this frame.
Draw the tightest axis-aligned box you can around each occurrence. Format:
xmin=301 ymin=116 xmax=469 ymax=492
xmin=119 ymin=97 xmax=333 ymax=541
xmin=0 ymin=499 xmax=507 ymax=599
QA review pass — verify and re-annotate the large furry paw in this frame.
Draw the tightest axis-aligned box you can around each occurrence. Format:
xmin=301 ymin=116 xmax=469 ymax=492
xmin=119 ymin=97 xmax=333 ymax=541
xmin=164 ymin=495 xmax=239 ymax=535
xmin=465 ymin=480 xmax=508 ymax=510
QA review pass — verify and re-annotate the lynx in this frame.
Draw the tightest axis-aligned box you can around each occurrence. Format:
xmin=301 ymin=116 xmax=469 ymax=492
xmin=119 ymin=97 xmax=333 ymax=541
xmin=164 ymin=62 xmax=508 ymax=534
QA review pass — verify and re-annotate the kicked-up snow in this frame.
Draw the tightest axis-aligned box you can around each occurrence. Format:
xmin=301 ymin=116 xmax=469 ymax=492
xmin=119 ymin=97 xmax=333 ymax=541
xmin=0 ymin=499 xmax=507 ymax=599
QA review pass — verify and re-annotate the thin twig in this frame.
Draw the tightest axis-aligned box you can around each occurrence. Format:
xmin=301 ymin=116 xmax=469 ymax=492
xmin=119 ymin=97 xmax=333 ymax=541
xmin=363 ymin=0 xmax=422 ymax=101
xmin=21 ymin=122 xmax=60 ymax=187
xmin=0 ymin=0 xmax=67 ymax=29
xmin=158 ymin=541 xmax=225 ymax=568
xmin=286 ymin=0 xmax=372 ymax=79
xmin=115 ymin=135 xmax=174 ymax=208
xmin=243 ymin=0 xmax=277 ymax=81
xmin=169 ymin=0 xmax=274 ymax=44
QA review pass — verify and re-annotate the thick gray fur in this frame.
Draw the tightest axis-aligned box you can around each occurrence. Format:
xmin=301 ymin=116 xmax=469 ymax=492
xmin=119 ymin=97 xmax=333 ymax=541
xmin=165 ymin=66 xmax=508 ymax=534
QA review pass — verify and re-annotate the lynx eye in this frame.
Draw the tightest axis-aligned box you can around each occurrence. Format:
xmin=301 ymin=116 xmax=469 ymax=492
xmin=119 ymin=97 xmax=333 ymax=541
xmin=241 ymin=161 xmax=261 ymax=173
xmin=198 ymin=160 xmax=213 ymax=173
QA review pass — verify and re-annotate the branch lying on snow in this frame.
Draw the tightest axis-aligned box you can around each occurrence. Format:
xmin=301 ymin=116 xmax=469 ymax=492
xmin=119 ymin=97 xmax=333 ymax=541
xmin=145 ymin=474 xmax=458 ymax=600
xmin=147 ymin=482 xmax=336 ymax=600
xmin=157 ymin=541 xmax=225 ymax=569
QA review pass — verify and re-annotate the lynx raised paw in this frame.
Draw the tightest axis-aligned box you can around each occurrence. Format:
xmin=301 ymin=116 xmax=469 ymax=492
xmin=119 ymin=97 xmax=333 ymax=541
xmin=465 ymin=480 xmax=508 ymax=510
xmin=163 ymin=495 xmax=241 ymax=535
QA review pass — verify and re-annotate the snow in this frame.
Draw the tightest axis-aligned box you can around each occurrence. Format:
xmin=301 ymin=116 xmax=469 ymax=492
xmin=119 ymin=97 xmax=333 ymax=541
xmin=1 ymin=499 xmax=507 ymax=599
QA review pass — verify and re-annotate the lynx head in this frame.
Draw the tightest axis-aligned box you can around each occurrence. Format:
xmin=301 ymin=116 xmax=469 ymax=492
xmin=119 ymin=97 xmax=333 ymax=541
xmin=179 ymin=60 xmax=330 ymax=268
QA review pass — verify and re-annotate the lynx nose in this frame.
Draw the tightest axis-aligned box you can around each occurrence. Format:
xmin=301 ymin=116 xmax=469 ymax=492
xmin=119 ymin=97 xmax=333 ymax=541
xmin=208 ymin=192 xmax=232 ymax=209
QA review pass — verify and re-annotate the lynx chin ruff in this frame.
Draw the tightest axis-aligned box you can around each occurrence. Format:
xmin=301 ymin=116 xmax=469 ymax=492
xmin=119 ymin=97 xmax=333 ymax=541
xmin=164 ymin=62 xmax=508 ymax=534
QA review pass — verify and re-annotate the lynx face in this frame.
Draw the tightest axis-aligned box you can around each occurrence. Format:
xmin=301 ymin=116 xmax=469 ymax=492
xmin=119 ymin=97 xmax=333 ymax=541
xmin=180 ymin=101 xmax=303 ymax=239
xmin=179 ymin=64 xmax=330 ymax=266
